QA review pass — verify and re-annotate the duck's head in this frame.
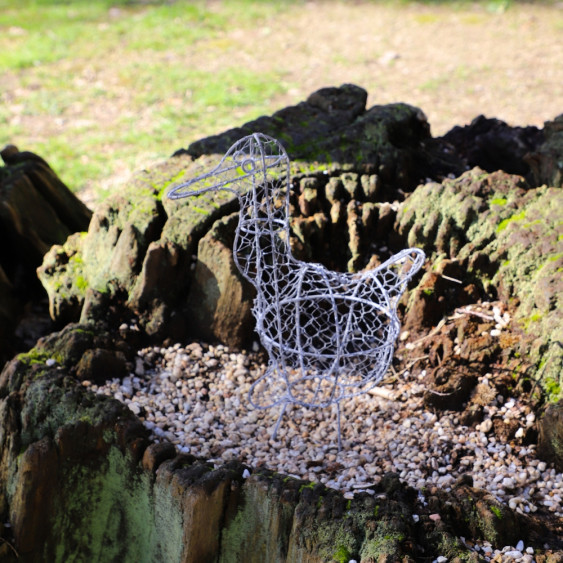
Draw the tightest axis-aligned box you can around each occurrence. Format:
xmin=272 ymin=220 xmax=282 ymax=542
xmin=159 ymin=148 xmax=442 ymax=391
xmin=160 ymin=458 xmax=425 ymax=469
xmin=168 ymin=133 xmax=288 ymax=200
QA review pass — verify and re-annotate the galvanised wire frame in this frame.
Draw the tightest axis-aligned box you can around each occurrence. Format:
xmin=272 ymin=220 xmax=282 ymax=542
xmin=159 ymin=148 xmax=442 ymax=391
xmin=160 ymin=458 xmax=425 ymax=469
xmin=168 ymin=133 xmax=425 ymax=450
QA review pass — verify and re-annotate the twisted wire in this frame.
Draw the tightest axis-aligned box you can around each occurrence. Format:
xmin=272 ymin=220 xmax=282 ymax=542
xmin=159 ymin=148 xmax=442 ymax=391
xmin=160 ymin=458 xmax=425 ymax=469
xmin=169 ymin=133 xmax=425 ymax=450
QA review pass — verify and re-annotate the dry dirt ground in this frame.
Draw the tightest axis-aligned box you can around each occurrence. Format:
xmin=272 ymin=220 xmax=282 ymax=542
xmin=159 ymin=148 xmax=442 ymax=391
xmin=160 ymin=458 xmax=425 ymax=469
xmin=209 ymin=1 xmax=563 ymax=137
xmin=107 ymin=1 xmax=563 ymax=202
xmin=4 ymin=1 xmax=563 ymax=205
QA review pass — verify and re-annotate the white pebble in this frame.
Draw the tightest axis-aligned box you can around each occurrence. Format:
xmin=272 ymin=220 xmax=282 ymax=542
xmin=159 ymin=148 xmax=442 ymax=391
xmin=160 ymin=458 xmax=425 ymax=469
xmin=502 ymin=477 xmax=515 ymax=489
xmin=478 ymin=418 xmax=493 ymax=433
xmin=87 ymin=338 xmax=563 ymax=522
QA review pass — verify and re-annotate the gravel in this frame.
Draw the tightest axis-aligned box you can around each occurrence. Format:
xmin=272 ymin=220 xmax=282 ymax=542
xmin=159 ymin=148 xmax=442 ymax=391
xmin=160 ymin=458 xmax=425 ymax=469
xmin=88 ymin=338 xmax=563 ymax=561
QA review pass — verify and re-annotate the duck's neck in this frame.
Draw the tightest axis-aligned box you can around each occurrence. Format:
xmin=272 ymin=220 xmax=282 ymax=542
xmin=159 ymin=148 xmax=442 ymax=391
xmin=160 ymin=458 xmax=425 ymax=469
xmin=233 ymin=182 xmax=292 ymax=284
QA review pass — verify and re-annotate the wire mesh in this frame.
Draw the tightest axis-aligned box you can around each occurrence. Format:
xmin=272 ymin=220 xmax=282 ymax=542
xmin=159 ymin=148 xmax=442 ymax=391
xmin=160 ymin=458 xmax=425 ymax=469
xmin=168 ymin=133 xmax=425 ymax=449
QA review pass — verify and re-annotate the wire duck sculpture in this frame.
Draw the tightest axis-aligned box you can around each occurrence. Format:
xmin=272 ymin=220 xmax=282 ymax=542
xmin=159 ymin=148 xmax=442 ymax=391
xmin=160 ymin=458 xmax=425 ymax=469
xmin=168 ymin=133 xmax=425 ymax=449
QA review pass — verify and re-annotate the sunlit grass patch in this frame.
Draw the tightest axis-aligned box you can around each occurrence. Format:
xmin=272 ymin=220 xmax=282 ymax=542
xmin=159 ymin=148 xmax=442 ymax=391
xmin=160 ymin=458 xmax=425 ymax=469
xmin=0 ymin=3 xmax=111 ymax=70
xmin=1 ymin=0 xmax=560 ymax=203
xmin=0 ymin=0 xmax=296 ymax=197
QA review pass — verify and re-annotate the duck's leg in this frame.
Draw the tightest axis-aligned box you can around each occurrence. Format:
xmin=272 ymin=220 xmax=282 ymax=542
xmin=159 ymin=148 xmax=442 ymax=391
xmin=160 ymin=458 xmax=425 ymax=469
xmin=336 ymin=402 xmax=343 ymax=453
xmin=271 ymin=400 xmax=288 ymax=441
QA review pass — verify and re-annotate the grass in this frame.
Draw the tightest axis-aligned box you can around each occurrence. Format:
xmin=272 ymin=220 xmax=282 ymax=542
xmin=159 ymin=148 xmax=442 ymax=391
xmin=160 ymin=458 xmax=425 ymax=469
xmin=0 ymin=0 xmax=298 ymax=198
xmin=1 ymin=0 xmax=561 ymax=202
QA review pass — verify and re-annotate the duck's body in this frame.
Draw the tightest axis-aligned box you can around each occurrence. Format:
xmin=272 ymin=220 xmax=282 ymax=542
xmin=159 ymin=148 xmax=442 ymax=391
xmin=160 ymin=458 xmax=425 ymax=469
xmin=169 ymin=133 xmax=425 ymax=448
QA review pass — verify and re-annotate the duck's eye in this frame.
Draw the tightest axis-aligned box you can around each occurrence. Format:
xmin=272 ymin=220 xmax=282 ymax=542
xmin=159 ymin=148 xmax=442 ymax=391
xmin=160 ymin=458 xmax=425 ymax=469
xmin=241 ymin=158 xmax=255 ymax=173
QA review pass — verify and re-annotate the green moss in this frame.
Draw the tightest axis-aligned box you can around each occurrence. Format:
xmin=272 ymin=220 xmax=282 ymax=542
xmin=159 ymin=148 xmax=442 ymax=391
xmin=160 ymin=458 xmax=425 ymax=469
xmin=292 ymin=160 xmax=330 ymax=175
xmin=43 ymin=238 xmax=90 ymax=299
xmin=306 ymin=520 xmax=358 ymax=562
xmin=523 ymin=219 xmax=542 ymax=228
xmin=69 ymin=253 xmax=84 ymax=265
xmin=153 ymin=169 xmax=187 ymax=200
xmin=50 ymin=447 xmax=162 ymax=563
xmin=496 ymin=210 xmax=526 ymax=233
xmin=298 ymin=481 xmax=316 ymax=493
xmin=75 ymin=275 xmax=89 ymax=291
xmin=17 ymin=348 xmax=53 ymax=366
xmin=545 ymin=376 xmax=562 ymax=403
xmin=78 ymin=414 xmax=93 ymax=424
xmin=220 ymin=481 xmax=295 ymax=562
xmin=490 ymin=505 xmax=502 ymax=519
xmin=125 ymin=198 xmax=160 ymax=225
xmin=437 ymin=533 xmax=474 ymax=561
xmin=360 ymin=529 xmax=405 ymax=561
xmin=490 ymin=197 xmax=507 ymax=206
xmin=193 ymin=205 xmax=213 ymax=216
xmin=333 ymin=545 xmax=352 ymax=563
xmin=523 ymin=311 xmax=543 ymax=331
xmin=19 ymin=373 xmax=127 ymax=449
xmin=70 ymin=326 xmax=95 ymax=336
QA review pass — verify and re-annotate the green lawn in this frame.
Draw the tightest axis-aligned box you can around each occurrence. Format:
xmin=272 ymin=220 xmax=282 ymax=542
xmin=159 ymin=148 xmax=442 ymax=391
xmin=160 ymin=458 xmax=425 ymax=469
xmin=0 ymin=0 xmax=297 ymax=199
xmin=1 ymin=0 xmax=560 ymax=202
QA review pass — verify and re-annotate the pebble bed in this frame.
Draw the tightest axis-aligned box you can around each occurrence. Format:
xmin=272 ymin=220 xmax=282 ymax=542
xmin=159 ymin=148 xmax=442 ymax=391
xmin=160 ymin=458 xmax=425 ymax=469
xmin=89 ymin=338 xmax=563 ymax=562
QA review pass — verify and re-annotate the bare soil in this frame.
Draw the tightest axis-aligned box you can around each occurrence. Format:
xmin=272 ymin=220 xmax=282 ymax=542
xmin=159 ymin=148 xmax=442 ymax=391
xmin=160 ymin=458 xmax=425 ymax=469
xmin=4 ymin=1 xmax=563 ymax=206
xmin=242 ymin=1 xmax=563 ymax=137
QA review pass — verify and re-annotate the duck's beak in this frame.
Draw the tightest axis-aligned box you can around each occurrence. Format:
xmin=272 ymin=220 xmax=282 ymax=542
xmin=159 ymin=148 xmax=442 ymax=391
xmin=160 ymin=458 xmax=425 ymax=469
xmin=167 ymin=132 xmax=287 ymax=201
xmin=167 ymin=156 xmax=247 ymax=200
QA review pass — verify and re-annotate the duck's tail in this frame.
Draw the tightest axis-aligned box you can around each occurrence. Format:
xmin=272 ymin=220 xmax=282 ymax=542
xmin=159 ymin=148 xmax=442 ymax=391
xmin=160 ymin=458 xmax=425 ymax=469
xmin=372 ymin=248 xmax=426 ymax=303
